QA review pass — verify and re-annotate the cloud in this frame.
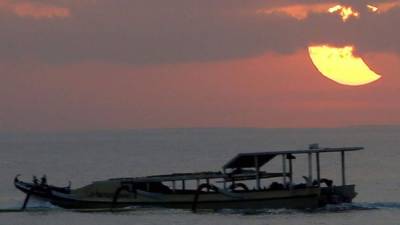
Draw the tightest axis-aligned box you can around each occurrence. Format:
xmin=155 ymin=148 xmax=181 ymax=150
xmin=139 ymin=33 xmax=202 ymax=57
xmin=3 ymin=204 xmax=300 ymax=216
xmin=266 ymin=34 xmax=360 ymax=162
xmin=0 ymin=0 xmax=399 ymax=65
xmin=0 ymin=0 xmax=70 ymax=19
xmin=258 ymin=1 xmax=400 ymax=22
xmin=257 ymin=3 xmax=337 ymax=20
xmin=372 ymin=1 xmax=400 ymax=13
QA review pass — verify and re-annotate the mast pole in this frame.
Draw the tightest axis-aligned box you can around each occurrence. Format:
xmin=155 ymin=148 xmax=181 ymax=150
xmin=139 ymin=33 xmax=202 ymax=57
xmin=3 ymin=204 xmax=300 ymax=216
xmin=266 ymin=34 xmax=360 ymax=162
xmin=341 ymin=151 xmax=346 ymax=185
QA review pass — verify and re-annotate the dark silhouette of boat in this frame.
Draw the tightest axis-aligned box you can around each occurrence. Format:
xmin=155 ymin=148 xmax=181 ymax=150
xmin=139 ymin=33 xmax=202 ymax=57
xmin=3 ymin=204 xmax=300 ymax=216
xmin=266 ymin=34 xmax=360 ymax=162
xmin=15 ymin=144 xmax=362 ymax=211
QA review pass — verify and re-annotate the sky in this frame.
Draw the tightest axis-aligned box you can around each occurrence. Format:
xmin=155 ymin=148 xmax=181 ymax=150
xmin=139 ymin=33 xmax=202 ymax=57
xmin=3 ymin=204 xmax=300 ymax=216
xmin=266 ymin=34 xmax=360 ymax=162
xmin=0 ymin=0 xmax=400 ymax=131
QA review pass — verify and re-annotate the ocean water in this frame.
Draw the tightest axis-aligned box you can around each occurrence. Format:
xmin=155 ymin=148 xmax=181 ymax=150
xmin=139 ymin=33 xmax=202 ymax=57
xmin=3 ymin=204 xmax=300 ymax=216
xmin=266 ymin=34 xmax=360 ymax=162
xmin=0 ymin=127 xmax=399 ymax=224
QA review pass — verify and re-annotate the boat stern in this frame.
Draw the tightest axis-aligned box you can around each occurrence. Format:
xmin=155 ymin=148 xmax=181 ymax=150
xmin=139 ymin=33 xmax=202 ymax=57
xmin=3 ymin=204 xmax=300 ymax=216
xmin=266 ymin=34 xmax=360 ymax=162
xmin=320 ymin=184 xmax=357 ymax=205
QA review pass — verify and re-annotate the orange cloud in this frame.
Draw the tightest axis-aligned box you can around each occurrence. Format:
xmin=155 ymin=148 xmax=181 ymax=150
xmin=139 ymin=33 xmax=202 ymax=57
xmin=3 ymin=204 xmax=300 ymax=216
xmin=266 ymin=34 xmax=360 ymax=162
xmin=328 ymin=5 xmax=360 ymax=22
xmin=369 ymin=1 xmax=400 ymax=13
xmin=258 ymin=2 xmax=399 ymax=21
xmin=0 ymin=0 xmax=70 ymax=19
xmin=367 ymin=4 xmax=378 ymax=12
xmin=257 ymin=3 xmax=338 ymax=20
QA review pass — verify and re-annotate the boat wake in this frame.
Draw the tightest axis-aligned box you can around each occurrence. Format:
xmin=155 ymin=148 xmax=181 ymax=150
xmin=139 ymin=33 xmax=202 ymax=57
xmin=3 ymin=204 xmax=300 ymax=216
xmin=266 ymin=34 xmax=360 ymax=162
xmin=349 ymin=202 xmax=400 ymax=210
xmin=310 ymin=202 xmax=400 ymax=213
xmin=0 ymin=205 xmax=57 ymax=213
xmin=214 ymin=202 xmax=400 ymax=215
xmin=1 ymin=202 xmax=400 ymax=214
xmin=0 ymin=199 xmax=56 ymax=213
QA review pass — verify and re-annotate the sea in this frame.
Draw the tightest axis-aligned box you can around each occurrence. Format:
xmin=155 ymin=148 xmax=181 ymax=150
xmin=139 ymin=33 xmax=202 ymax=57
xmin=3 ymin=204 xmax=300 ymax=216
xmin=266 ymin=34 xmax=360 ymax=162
xmin=0 ymin=127 xmax=399 ymax=225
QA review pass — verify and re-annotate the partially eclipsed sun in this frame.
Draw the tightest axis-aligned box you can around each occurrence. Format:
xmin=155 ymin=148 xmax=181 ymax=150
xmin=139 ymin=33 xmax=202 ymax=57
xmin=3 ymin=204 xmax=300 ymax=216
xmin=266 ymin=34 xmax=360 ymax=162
xmin=308 ymin=45 xmax=381 ymax=86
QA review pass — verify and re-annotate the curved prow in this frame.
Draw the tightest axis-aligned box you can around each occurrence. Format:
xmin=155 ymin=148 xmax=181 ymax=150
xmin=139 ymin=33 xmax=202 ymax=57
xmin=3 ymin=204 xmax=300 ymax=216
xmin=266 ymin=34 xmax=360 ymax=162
xmin=14 ymin=175 xmax=34 ymax=211
xmin=14 ymin=174 xmax=21 ymax=184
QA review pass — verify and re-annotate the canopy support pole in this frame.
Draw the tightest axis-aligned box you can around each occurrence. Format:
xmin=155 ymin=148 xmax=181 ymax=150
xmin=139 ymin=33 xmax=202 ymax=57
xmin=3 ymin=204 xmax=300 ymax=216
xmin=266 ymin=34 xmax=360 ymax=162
xmin=288 ymin=156 xmax=293 ymax=190
xmin=341 ymin=151 xmax=346 ymax=185
xmin=254 ymin=156 xmax=260 ymax=190
xmin=307 ymin=152 xmax=313 ymax=187
xmin=282 ymin=154 xmax=287 ymax=187
xmin=316 ymin=152 xmax=321 ymax=186
xmin=223 ymin=168 xmax=227 ymax=190
xmin=172 ymin=180 xmax=176 ymax=192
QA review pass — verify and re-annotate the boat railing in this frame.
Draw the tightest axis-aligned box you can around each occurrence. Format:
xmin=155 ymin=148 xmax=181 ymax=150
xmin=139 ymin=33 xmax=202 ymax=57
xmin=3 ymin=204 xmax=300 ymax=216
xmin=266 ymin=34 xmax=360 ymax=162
xmin=109 ymin=145 xmax=363 ymax=196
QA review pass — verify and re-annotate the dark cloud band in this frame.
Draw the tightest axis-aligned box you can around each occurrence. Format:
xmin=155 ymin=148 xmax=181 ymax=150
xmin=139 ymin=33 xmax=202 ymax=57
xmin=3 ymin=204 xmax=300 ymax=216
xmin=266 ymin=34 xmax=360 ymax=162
xmin=0 ymin=0 xmax=398 ymax=65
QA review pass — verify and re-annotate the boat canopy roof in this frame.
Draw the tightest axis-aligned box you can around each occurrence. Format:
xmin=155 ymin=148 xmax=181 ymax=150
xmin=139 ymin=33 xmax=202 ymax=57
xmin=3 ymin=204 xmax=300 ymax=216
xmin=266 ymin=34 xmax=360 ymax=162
xmin=108 ymin=146 xmax=363 ymax=182
xmin=110 ymin=172 xmax=224 ymax=183
xmin=110 ymin=171 xmax=288 ymax=183
xmin=223 ymin=147 xmax=363 ymax=169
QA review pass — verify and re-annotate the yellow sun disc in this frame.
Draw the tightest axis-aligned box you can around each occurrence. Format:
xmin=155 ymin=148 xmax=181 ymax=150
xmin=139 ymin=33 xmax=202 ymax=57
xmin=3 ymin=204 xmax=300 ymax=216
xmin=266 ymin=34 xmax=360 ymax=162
xmin=308 ymin=45 xmax=381 ymax=86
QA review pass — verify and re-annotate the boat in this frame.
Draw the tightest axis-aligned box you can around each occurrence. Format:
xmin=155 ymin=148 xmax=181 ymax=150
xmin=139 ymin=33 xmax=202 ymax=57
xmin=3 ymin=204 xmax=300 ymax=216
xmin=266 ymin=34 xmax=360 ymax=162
xmin=14 ymin=144 xmax=362 ymax=211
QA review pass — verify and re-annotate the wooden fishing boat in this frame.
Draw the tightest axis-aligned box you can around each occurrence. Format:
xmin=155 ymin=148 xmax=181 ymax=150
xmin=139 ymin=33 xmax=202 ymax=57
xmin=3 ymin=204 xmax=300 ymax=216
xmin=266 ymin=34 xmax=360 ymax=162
xmin=14 ymin=145 xmax=362 ymax=211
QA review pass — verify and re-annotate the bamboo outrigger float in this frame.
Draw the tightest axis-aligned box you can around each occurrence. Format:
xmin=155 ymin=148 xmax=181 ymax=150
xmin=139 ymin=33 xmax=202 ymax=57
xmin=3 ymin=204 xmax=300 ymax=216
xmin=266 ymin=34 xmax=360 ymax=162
xmin=15 ymin=144 xmax=363 ymax=211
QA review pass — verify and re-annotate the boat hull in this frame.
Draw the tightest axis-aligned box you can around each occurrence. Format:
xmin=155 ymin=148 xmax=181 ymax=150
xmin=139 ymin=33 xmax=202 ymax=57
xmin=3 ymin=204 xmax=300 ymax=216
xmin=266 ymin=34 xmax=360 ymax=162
xmin=15 ymin=180 xmax=321 ymax=210
xmin=51 ymin=190 xmax=321 ymax=210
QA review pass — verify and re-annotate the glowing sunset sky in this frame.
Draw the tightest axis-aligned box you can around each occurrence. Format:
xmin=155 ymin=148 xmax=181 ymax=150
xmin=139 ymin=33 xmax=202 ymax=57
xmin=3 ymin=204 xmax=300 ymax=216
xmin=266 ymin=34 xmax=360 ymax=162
xmin=0 ymin=0 xmax=399 ymax=131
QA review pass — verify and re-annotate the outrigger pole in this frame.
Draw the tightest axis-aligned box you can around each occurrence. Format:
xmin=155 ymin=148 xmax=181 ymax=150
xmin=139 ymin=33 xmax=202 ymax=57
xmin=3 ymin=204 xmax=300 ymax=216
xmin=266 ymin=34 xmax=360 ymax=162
xmin=14 ymin=175 xmax=33 ymax=211
xmin=21 ymin=191 xmax=32 ymax=211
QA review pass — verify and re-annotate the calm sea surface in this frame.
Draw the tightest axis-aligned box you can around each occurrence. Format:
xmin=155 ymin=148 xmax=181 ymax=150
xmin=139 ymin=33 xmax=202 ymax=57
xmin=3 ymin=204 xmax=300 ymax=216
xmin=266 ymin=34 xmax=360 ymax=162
xmin=0 ymin=127 xmax=399 ymax=224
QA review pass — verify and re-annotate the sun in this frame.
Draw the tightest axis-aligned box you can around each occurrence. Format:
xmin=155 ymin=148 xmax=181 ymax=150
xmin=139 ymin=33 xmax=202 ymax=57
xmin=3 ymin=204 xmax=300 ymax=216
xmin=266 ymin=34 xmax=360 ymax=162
xmin=308 ymin=45 xmax=381 ymax=86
